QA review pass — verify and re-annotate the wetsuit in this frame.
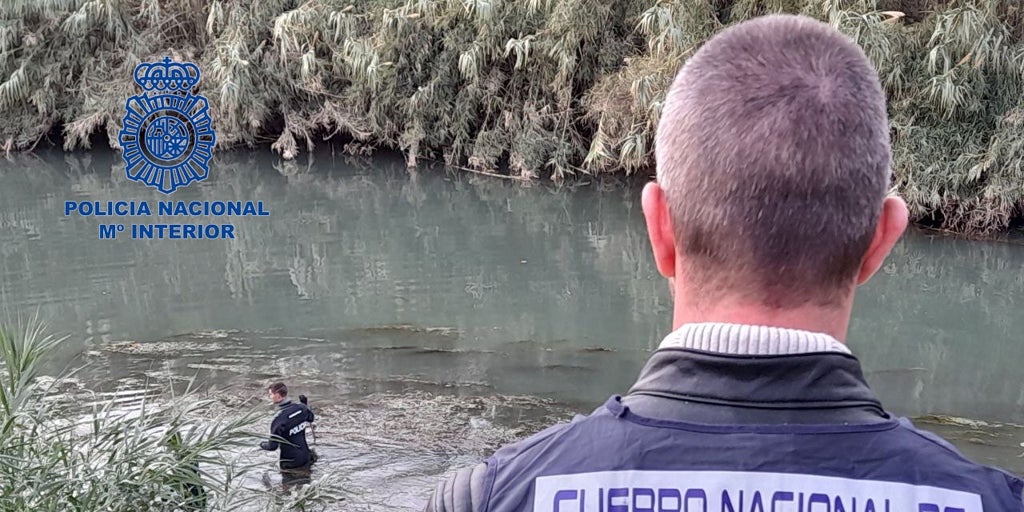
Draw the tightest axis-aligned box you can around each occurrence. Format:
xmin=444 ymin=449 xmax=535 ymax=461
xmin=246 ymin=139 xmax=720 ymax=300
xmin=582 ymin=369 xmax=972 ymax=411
xmin=260 ymin=400 xmax=315 ymax=471
xmin=423 ymin=323 xmax=1024 ymax=512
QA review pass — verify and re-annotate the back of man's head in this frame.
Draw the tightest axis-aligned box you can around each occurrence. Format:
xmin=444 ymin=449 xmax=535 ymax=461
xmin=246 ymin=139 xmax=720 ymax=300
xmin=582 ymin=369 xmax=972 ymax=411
xmin=655 ymin=14 xmax=892 ymax=308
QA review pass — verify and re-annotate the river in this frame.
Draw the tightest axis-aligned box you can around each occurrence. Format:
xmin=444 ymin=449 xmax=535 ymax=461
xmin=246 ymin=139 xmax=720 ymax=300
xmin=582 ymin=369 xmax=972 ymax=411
xmin=0 ymin=148 xmax=1021 ymax=509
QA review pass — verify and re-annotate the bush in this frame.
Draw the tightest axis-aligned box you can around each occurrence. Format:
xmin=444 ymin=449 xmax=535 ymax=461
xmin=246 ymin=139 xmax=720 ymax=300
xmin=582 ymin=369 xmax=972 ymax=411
xmin=1 ymin=1 xmax=1022 ymax=233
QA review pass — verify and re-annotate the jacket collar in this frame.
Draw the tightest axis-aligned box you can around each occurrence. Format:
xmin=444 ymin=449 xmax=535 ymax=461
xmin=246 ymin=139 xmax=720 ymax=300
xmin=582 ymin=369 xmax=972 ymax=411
xmin=659 ymin=323 xmax=851 ymax=355
xmin=627 ymin=348 xmax=885 ymax=412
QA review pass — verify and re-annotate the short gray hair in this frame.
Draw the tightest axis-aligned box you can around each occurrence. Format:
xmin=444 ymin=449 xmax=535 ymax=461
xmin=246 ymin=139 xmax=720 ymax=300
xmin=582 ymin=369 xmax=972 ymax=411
xmin=654 ymin=14 xmax=891 ymax=307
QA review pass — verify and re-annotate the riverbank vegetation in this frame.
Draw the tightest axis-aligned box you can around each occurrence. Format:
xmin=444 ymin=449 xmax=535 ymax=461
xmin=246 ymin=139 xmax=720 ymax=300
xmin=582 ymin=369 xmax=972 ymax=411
xmin=1 ymin=0 xmax=1022 ymax=233
xmin=0 ymin=318 xmax=338 ymax=511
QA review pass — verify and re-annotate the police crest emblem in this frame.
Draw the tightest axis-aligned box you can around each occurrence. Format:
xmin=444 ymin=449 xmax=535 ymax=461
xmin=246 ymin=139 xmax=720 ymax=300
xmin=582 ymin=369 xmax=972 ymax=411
xmin=119 ymin=57 xmax=216 ymax=194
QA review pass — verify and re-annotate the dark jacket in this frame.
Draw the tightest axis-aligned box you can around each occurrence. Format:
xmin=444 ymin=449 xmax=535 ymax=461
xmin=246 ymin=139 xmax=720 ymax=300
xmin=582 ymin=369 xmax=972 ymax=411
xmin=423 ymin=348 xmax=1024 ymax=512
xmin=260 ymin=400 xmax=314 ymax=469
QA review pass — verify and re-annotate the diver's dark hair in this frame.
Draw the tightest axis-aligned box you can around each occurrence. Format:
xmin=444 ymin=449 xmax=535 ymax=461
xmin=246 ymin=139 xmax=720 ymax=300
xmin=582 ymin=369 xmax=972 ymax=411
xmin=269 ymin=382 xmax=288 ymax=397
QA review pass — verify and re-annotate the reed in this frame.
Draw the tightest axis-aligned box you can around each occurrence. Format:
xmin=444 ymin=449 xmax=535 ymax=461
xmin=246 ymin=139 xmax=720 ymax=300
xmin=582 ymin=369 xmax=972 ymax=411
xmin=0 ymin=316 xmax=339 ymax=511
xmin=1 ymin=0 xmax=1022 ymax=233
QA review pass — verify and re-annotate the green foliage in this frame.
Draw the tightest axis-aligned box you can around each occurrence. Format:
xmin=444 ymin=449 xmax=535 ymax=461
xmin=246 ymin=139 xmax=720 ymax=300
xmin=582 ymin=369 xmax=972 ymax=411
xmin=0 ymin=316 xmax=339 ymax=511
xmin=1 ymin=0 xmax=1023 ymax=232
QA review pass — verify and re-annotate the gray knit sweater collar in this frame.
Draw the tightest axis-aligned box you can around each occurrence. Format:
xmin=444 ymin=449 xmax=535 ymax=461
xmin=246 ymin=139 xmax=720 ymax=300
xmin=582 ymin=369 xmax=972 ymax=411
xmin=658 ymin=322 xmax=851 ymax=355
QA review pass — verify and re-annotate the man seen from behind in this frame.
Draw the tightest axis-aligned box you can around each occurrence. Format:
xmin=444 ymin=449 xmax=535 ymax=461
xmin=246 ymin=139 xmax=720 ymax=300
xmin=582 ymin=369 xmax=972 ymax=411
xmin=423 ymin=14 xmax=1024 ymax=512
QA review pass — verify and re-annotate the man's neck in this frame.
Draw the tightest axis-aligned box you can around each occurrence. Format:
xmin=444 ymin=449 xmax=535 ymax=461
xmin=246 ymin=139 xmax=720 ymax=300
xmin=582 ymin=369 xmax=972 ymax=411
xmin=672 ymin=296 xmax=852 ymax=342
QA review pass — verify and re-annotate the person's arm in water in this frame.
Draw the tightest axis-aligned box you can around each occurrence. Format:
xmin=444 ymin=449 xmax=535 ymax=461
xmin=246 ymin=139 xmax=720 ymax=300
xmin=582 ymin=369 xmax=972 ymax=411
xmin=422 ymin=462 xmax=489 ymax=512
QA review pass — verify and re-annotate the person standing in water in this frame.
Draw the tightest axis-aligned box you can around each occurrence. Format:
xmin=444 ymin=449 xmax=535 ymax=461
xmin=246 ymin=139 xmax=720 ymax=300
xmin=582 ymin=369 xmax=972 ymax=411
xmin=260 ymin=382 xmax=316 ymax=488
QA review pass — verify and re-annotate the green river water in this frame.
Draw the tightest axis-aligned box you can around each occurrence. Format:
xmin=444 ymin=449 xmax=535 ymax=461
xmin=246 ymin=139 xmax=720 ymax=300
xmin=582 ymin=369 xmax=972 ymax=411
xmin=0 ymin=148 xmax=1021 ymax=509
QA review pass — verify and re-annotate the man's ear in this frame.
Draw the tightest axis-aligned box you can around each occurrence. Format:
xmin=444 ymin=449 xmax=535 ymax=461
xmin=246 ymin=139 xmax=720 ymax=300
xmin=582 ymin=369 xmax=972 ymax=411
xmin=642 ymin=182 xmax=677 ymax=279
xmin=857 ymin=195 xmax=909 ymax=285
